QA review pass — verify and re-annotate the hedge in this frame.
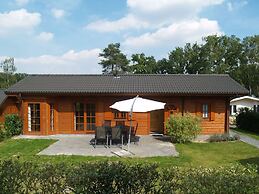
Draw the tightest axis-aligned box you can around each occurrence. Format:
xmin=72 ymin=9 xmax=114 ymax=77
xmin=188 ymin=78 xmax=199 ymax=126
xmin=236 ymin=109 xmax=259 ymax=133
xmin=0 ymin=160 xmax=258 ymax=194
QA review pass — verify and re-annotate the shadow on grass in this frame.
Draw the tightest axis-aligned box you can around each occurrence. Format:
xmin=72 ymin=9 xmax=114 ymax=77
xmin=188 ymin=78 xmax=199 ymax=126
xmin=239 ymin=157 xmax=259 ymax=172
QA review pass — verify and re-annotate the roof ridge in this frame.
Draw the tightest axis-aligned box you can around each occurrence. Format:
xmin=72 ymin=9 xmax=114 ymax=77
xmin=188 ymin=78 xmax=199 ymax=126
xmin=26 ymin=74 xmax=230 ymax=77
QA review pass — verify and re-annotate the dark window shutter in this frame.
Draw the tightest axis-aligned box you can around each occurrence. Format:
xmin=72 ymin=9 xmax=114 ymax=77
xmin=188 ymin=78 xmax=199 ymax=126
xmin=210 ymin=103 xmax=215 ymax=121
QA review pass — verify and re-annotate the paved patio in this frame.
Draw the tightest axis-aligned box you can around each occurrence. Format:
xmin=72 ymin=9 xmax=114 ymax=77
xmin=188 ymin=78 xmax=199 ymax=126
xmin=15 ymin=134 xmax=179 ymax=157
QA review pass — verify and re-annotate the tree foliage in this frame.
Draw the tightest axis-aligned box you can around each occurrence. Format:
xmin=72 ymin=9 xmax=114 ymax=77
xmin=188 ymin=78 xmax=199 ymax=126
xmin=99 ymin=43 xmax=129 ymax=75
xmin=130 ymin=53 xmax=157 ymax=74
xmin=100 ymin=35 xmax=259 ymax=95
xmin=0 ymin=58 xmax=27 ymax=89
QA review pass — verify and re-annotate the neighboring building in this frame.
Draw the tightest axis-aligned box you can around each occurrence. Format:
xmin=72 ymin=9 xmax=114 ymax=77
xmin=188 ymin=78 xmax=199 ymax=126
xmin=230 ymin=96 xmax=259 ymax=115
xmin=2 ymin=74 xmax=248 ymax=135
xmin=0 ymin=90 xmax=19 ymax=123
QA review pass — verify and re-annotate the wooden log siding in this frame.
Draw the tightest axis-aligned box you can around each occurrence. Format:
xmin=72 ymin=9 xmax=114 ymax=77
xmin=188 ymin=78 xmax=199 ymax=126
xmin=0 ymin=97 xmax=19 ymax=123
xmin=14 ymin=95 xmax=227 ymax=135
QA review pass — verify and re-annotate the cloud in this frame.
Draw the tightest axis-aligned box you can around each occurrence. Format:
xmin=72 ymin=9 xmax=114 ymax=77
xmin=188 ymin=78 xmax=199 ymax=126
xmin=36 ymin=32 xmax=54 ymax=41
xmin=86 ymin=0 xmax=224 ymax=32
xmin=123 ymin=18 xmax=222 ymax=50
xmin=227 ymin=1 xmax=248 ymax=12
xmin=15 ymin=0 xmax=30 ymax=6
xmin=51 ymin=8 xmax=65 ymax=19
xmin=86 ymin=14 xmax=149 ymax=32
xmin=14 ymin=49 xmax=102 ymax=74
xmin=127 ymin=0 xmax=224 ymax=14
xmin=0 ymin=9 xmax=41 ymax=35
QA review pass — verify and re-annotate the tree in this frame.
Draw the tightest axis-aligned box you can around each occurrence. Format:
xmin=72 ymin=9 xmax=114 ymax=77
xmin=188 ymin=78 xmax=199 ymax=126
xmin=0 ymin=57 xmax=16 ymax=86
xmin=202 ymin=35 xmax=242 ymax=75
xmin=0 ymin=57 xmax=26 ymax=89
xmin=99 ymin=43 xmax=129 ymax=75
xmin=235 ymin=64 xmax=259 ymax=95
xmin=156 ymin=47 xmax=186 ymax=74
xmin=130 ymin=53 xmax=157 ymax=74
xmin=236 ymin=35 xmax=259 ymax=95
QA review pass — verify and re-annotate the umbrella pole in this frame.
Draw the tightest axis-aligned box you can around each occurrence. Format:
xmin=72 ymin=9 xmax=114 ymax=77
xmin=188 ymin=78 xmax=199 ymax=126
xmin=128 ymin=114 xmax=132 ymax=151
xmin=128 ymin=95 xmax=139 ymax=151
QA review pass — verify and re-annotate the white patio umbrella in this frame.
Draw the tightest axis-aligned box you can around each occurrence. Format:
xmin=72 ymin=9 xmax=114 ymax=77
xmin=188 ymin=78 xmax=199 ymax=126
xmin=109 ymin=95 xmax=166 ymax=151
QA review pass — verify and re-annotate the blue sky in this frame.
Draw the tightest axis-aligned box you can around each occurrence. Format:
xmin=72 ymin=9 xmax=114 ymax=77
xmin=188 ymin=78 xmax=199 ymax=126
xmin=0 ymin=0 xmax=258 ymax=74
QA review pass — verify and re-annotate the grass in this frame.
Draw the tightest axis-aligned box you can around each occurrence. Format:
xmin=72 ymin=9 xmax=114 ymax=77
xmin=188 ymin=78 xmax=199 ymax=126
xmin=0 ymin=139 xmax=259 ymax=168
xmin=233 ymin=128 xmax=259 ymax=141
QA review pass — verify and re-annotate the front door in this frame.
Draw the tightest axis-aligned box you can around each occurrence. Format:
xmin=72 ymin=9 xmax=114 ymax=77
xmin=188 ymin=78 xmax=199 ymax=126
xmin=150 ymin=109 xmax=164 ymax=134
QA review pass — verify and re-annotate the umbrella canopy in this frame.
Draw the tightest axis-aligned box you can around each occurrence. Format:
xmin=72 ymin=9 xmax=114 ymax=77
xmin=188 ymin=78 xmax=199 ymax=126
xmin=109 ymin=96 xmax=166 ymax=113
xmin=110 ymin=96 xmax=166 ymax=151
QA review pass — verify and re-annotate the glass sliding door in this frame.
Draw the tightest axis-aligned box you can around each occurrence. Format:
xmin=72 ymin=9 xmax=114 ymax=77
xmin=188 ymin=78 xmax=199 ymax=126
xmin=75 ymin=102 xmax=84 ymax=130
xmin=28 ymin=103 xmax=40 ymax=132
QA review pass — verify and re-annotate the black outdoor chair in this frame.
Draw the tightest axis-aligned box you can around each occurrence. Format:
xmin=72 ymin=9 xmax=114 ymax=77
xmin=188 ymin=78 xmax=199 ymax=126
xmin=94 ymin=126 xmax=109 ymax=148
xmin=110 ymin=126 xmax=124 ymax=146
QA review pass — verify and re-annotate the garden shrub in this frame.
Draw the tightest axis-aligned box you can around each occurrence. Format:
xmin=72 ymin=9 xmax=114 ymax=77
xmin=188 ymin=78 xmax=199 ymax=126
xmin=236 ymin=108 xmax=259 ymax=133
xmin=166 ymin=113 xmax=201 ymax=143
xmin=0 ymin=159 xmax=258 ymax=194
xmin=0 ymin=123 xmax=5 ymax=142
xmin=4 ymin=114 xmax=23 ymax=137
xmin=209 ymin=134 xmax=240 ymax=142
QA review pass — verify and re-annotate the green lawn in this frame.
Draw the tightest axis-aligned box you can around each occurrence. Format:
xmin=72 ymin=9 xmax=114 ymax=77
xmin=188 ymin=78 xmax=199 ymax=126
xmin=233 ymin=128 xmax=259 ymax=141
xmin=0 ymin=139 xmax=259 ymax=168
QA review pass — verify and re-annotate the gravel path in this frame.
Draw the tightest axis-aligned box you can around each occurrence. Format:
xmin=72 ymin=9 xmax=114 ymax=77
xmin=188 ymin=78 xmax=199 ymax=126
xmin=230 ymin=130 xmax=259 ymax=148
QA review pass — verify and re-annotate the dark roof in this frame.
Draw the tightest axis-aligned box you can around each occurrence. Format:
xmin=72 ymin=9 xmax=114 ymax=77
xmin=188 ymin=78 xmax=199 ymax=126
xmin=5 ymin=74 xmax=248 ymax=96
xmin=0 ymin=90 xmax=7 ymax=107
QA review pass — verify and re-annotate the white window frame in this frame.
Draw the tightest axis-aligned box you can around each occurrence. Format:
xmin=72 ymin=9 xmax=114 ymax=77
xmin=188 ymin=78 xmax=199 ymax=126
xmin=50 ymin=104 xmax=54 ymax=131
xmin=28 ymin=105 xmax=31 ymax=131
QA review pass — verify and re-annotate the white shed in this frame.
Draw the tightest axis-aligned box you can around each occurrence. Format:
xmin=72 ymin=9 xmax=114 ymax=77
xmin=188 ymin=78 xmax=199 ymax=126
xmin=230 ymin=96 xmax=259 ymax=115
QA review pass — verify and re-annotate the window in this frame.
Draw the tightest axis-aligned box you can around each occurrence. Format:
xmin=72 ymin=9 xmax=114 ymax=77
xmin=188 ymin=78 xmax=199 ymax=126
xmin=230 ymin=105 xmax=232 ymax=115
xmin=202 ymin=104 xmax=209 ymax=118
xmin=257 ymin=105 xmax=259 ymax=113
xmin=50 ymin=104 xmax=54 ymax=131
xmin=86 ymin=104 xmax=96 ymax=130
xmin=28 ymin=103 xmax=40 ymax=131
xmin=75 ymin=103 xmax=84 ymax=130
xmin=114 ymin=111 xmax=127 ymax=119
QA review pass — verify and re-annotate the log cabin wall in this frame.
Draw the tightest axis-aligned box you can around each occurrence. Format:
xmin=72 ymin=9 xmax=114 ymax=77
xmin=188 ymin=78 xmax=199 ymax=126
xmin=0 ymin=97 xmax=19 ymax=123
xmin=19 ymin=95 xmax=228 ymax=135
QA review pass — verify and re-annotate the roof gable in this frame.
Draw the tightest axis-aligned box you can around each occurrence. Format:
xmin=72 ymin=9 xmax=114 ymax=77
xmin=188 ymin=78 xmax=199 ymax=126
xmin=5 ymin=74 xmax=248 ymax=96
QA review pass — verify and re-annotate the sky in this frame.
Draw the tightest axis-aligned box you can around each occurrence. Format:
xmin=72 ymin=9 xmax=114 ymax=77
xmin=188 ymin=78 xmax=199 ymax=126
xmin=0 ymin=0 xmax=258 ymax=74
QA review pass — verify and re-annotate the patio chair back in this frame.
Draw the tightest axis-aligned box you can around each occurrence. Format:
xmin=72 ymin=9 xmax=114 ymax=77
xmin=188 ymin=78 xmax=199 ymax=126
xmin=95 ymin=127 xmax=106 ymax=140
xmin=112 ymin=127 xmax=122 ymax=140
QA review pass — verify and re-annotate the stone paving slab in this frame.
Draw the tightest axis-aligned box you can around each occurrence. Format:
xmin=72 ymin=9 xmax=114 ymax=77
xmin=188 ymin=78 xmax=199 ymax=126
xmin=15 ymin=134 xmax=179 ymax=157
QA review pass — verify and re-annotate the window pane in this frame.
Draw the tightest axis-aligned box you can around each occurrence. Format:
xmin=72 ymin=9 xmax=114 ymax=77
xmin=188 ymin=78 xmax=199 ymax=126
xmin=76 ymin=124 xmax=84 ymax=130
xmin=202 ymin=104 xmax=208 ymax=118
xmin=75 ymin=102 xmax=85 ymax=130
xmin=86 ymin=103 xmax=96 ymax=130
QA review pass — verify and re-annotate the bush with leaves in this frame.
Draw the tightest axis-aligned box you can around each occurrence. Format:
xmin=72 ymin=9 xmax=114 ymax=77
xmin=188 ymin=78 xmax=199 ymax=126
xmin=0 ymin=159 xmax=258 ymax=194
xmin=0 ymin=125 xmax=5 ymax=142
xmin=236 ymin=108 xmax=259 ymax=133
xmin=209 ymin=134 xmax=240 ymax=142
xmin=166 ymin=113 xmax=201 ymax=143
xmin=4 ymin=114 xmax=23 ymax=137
